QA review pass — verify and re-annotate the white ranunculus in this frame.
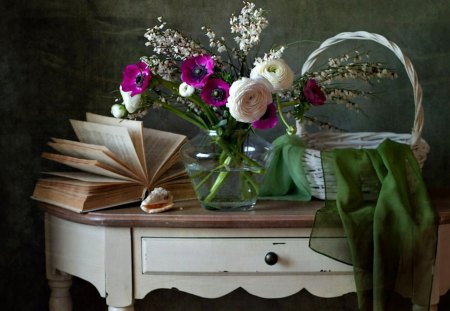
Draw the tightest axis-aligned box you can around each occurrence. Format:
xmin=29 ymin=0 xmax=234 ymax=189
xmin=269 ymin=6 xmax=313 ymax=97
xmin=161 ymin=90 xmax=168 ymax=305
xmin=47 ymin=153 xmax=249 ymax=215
xmin=226 ymin=77 xmax=273 ymax=123
xmin=111 ymin=103 xmax=127 ymax=118
xmin=250 ymin=58 xmax=294 ymax=91
xmin=120 ymin=86 xmax=142 ymax=113
xmin=178 ymin=82 xmax=195 ymax=97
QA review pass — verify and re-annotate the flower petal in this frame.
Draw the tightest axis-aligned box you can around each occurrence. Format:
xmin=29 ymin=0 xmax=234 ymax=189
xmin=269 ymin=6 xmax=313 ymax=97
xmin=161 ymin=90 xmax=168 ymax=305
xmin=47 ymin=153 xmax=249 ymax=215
xmin=252 ymin=103 xmax=277 ymax=130
xmin=304 ymin=79 xmax=326 ymax=105
xmin=121 ymin=61 xmax=151 ymax=96
xmin=180 ymin=55 xmax=214 ymax=88
xmin=250 ymin=59 xmax=294 ymax=91
xmin=120 ymin=86 xmax=142 ymax=113
xmin=179 ymin=82 xmax=195 ymax=97
xmin=226 ymin=77 xmax=273 ymax=123
xmin=111 ymin=104 xmax=127 ymax=118
xmin=200 ymin=78 xmax=230 ymax=107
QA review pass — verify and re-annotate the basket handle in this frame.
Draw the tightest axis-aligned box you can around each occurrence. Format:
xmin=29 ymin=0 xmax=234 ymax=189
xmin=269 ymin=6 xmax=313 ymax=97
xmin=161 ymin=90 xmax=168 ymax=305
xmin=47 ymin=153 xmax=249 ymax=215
xmin=296 ymin=31 xmax=423 ymax=147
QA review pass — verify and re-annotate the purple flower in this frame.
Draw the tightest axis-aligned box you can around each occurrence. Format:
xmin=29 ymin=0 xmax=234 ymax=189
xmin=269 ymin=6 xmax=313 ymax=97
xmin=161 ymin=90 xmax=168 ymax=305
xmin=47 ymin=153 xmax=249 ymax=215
xmin=304 ymin=79 xmax=326 ymax=106
xmin=121 ymin=61 xmax=151 ymax=96
xmin=252 ymin=103 xmax=277 ymax=130
xmin=180 ymin=55 xmax=214 ymax=88
xmin=200 ymin=78 xmax=230 ymax=107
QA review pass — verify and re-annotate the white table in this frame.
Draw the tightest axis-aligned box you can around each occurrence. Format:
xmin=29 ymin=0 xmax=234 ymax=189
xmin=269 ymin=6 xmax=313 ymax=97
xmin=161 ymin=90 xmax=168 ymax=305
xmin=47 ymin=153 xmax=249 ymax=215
xmin=40 ymin=191 xmax=450 ymax=311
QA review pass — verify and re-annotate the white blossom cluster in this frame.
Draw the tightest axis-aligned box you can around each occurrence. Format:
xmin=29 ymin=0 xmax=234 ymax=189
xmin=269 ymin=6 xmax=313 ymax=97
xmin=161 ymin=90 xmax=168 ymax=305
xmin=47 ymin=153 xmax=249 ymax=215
xmin=328 ymin=51 xmax=370 ymax=67
xmin=175 ymin=95 xmax=203 ymax=115
xmin=316 ymin=51 xmax=397 ymax=83
xmin=127 ymin=108 xmax=148 ymax=120
xmin=328 ymin=53 xmax=350 ymax=67
xmin=253 ymin=46 xmax=286 ymax=65
xmin=230 ymin=2 xmax=268 ymax=54
xmin=304 ymin=116 xmax=340 ymax=131
xmin=141 ymin=55 xmax=178 ymax=81
xmin=325 ymin=88 xmax=367 ymax=110
xmin=202 ymin=26 xmax=227 ymax=54
xmin=311 ymin=63 xmax=397 ymax=84
xmin=144 ymin=17 xmax=207 ymax=60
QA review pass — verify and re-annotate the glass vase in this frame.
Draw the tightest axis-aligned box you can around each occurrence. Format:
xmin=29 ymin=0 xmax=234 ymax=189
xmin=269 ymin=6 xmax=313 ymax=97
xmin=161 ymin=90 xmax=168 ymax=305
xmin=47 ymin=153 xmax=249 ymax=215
xmin=180 ymin=129 xmax=272 ymax=211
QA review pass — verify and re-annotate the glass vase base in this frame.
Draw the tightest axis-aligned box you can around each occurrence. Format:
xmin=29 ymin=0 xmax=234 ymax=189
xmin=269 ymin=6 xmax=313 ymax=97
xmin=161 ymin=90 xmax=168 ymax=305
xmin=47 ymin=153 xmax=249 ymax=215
xmin=200 ymin=201 xmax=256 ymax=212
xmin=181 ymin=130 xmax=272 ymax=213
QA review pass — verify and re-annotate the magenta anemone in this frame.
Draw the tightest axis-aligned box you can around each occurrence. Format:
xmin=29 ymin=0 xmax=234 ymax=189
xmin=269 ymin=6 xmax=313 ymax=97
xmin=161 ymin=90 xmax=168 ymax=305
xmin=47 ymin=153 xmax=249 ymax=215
xmin=252 ymin=103 xmax=277 ymax=130
xmin=200 ymin=78 xmax=230 ymax=107
xmin=180 ymin=55 xmax=214 ymax=88
xmin=304 ymin=79 xmax=326 ymax=106
xmin=121 ymin=61 xmax=151 ymax=96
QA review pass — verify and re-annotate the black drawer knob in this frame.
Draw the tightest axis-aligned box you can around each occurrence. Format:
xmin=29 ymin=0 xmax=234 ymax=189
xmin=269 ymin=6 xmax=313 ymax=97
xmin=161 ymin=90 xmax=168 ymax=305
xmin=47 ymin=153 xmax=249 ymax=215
xmin=265 ymin=252 xmax=278 ymax=265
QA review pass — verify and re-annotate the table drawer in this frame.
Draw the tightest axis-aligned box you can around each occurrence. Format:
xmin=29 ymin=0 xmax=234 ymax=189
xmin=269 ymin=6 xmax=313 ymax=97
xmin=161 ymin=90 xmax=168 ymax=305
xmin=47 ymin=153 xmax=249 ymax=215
xmin=141 ymin=237 xmax=352 ymax=274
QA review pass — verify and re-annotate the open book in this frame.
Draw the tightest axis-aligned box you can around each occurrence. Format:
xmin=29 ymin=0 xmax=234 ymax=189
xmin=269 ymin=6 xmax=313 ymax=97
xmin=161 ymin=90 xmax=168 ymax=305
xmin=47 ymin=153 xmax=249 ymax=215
xmin=32 ymin=112 xmax=196 ymax=212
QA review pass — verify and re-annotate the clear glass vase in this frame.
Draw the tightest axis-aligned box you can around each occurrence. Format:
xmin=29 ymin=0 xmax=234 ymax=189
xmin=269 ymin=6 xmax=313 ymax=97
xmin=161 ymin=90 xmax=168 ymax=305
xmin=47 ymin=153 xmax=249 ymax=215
xmin=180 ymin=129 xmax=272 ymax=211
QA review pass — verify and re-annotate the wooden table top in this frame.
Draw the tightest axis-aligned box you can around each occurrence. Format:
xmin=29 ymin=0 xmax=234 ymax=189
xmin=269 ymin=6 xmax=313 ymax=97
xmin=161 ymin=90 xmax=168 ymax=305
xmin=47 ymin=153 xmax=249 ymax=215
xmin=38 ymin=188 xmax=450 ymax=228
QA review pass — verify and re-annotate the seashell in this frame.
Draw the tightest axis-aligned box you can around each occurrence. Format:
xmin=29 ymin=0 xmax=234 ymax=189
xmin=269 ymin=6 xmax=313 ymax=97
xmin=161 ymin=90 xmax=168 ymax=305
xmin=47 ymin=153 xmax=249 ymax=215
xmin=140 ymin=187 xmax=174 ymax=214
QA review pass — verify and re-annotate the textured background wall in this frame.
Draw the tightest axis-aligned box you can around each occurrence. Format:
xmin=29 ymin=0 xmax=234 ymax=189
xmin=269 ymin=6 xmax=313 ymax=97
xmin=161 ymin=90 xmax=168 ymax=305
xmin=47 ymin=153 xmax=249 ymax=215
xmin=1 ymin=0 xmax=449 ymax=310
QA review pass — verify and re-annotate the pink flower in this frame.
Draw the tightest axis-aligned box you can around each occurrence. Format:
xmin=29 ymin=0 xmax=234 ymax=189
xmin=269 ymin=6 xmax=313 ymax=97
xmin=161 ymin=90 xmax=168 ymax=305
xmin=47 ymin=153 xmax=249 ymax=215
xmin=252 ymin=103 xmax=277 ymax=130
xmin=121 ymin=61 xmax=151 ymax=96
xmin=180 ymin=55 xmax=214 ymax=88
xmin=304 ymin=79 xmax=326 ymax=106
xmin=201 ymin=78 xmax=230 ymax=107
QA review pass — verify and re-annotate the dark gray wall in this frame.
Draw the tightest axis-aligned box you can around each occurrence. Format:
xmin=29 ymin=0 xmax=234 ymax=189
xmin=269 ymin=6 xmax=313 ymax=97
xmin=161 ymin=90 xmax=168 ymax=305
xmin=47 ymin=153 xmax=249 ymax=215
xmin=1 ymin=0 xmax=449 ymax=310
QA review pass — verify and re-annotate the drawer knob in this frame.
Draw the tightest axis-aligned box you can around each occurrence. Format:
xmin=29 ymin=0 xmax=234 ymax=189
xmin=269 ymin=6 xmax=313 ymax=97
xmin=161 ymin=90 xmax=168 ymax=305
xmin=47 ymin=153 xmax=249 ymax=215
xmin=264 ymin=252 xmax=278 ymax=265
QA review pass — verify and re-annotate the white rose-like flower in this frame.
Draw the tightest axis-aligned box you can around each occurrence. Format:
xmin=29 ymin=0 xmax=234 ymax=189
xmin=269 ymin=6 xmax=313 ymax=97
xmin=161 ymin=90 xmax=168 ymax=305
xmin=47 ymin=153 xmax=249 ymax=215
xmin=178 ymin=82 xmax=195 ymax=97
xmin=250 ymin=58 xmax=294 ymax=91
xmin=120 ymin=86 xmax=142 ymax=113
xmin=226 ymin=77 xmax=273 ymax=123
xmin=111 ymin=104 xmax=127 ymax=118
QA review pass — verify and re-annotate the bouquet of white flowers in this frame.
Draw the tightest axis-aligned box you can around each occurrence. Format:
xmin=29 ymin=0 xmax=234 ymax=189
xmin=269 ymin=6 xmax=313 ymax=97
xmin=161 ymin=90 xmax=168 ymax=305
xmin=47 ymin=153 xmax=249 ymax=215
xmin=111 ymin=2 xmax=396 ymax=210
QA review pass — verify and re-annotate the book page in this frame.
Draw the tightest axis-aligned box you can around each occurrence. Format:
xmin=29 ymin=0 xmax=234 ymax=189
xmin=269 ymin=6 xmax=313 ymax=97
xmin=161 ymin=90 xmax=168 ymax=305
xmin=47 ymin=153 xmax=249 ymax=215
xmin=48 ymin=138 xmax=144 ymax=182
xmin=43 ymin=171 xmax=136 ymax=183
xmin=153 ymin=161 xmax=188 ymax=184
xmin=85 ymin=112 xmax=147 ymax=178
xmin=41 ymin=152 xmax=140 ymax=182
xmin=32 ymin=180 xmax=145 ymax=213
xmin=70 ymin=119 xmax=147 ymax=181
xmin=142 ymin=128 xmax=187 ymax=186
xmin=37 ymin=177 xmax=143 ymax=195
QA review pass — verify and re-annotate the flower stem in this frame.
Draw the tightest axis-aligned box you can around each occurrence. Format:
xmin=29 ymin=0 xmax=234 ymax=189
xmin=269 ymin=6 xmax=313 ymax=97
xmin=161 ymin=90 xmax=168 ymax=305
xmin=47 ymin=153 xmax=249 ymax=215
xmin=276 ymin=94 xmax=296 ymax=135
xmin=193 ymin=163 xmax=226 ymax=191
xmin=203 ymin=170 xmax=230 ymax=203
xmin=158 ymin=77 xmax=218 ymax=127
xmin=159 ymin=101 xmax=208 ymax=130
xmin=203 ymin=156 xmax=233 ymax=203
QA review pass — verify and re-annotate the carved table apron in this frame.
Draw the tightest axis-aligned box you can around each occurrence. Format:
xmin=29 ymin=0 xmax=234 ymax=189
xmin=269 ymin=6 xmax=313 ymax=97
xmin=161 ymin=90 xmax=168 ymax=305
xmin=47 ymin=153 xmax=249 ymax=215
xmin=40 ymin=191 xmax=450 ymax=311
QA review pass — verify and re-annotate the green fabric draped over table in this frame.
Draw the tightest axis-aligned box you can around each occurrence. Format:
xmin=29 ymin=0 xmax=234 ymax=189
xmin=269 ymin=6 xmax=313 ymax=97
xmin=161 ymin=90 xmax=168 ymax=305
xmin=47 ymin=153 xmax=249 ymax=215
xmin=260 ymin=135 xmax=438 ymax=311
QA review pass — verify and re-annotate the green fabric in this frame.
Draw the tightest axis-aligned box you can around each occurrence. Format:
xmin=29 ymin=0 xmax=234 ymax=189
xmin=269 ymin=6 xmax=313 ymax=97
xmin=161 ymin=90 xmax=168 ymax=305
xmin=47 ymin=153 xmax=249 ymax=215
xmin=259 ymin=134 xmax=311 ymax=200
xmin=310 ymin=139 xmax=439 ymax=310
xmin=260 ymin=135 xmax=438 ymax=310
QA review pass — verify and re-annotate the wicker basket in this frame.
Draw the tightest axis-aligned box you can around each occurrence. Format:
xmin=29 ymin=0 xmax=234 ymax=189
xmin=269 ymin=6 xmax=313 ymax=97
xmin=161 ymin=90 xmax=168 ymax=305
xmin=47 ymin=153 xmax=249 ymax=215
xmin=296 ymin=31 xmax=429 ymax=200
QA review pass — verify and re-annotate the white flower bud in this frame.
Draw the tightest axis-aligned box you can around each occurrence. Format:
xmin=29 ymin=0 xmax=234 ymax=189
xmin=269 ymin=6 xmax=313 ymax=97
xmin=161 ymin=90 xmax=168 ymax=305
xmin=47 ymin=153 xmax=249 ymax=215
xmin=179 ymin=82 xmax=195 ymax=97
xmin=111 ymin=104 xmax=127 ymax=118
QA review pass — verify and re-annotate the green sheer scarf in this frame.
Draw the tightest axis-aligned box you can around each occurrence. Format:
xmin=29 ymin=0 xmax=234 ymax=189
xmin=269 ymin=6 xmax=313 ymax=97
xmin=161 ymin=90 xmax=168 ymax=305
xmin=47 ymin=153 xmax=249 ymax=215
xmin=261 ymin=137 xmax=438 ymax=310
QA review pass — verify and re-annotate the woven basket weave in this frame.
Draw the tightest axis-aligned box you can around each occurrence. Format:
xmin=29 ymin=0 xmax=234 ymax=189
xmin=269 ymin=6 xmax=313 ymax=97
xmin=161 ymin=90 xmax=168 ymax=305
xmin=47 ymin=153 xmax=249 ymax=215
xmin=296 ymin=31 xmax=429 ymax=200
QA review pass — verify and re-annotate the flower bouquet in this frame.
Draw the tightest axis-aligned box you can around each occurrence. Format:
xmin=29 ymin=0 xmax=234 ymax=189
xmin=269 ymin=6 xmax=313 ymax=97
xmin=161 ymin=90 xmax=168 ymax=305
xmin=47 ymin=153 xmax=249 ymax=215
xmin=111 ymin=2 xmax=396 ymax=210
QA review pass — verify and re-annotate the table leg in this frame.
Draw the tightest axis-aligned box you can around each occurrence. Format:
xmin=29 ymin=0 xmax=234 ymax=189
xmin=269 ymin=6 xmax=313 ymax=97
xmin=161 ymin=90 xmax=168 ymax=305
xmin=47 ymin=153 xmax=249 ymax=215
xmin=47 ymin=270 xmax=72 ymax=311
